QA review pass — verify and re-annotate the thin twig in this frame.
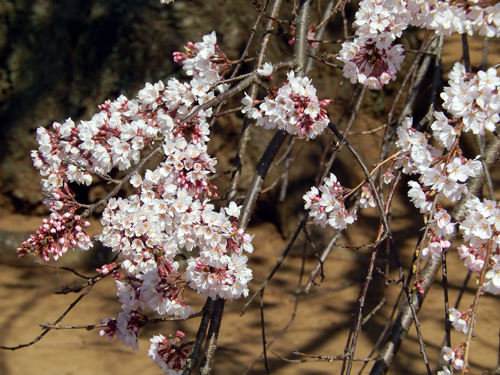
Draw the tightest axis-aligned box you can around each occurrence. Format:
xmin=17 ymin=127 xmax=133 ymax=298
xmin=369 ymin=132 xmax=500 ymax=375
xmin=314 ymin=83 xmax=366 ymax=198
xmin=283 ymin=351 xmax=378 ymax=362
xmin=328 ymin=123 xmax=433 ymax=375
xmin=0 ymin=283 xmax=95 ymax=350
xmin=34 ymin=261 xmax=97 ymax=280
xmin=241 ymin=214 xmax=308 ymax=315
xmin=40 ymin=310 xmax=204 ymax=330
xmin=242 ymin=247 xmax=307 ymax=375
xmin=462 ymin=239 xmax=493 ymax=374
xmin=260 ymin=291 xmax=270 ymax=375
xmin=442 ymin=249 xmax=451 ymax=349
xmin=304 ymin=203 xmax=359 ymax=293
xmin=340 ymin=158 xmax=398 ymax=375
xmin=361 ymin=175 xmax=401 ymax=328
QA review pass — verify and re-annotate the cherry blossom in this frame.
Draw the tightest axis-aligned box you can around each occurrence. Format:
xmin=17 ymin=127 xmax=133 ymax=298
xmin=442 ymin=345 xmax=465 ymax=370
xmin=338 ymin=34 xmax=405 ymax=90
xmin=441 ymin=63 xmax=500 ymax=135
xmin=339 ymin=0 xmax=500 ymax=89
xmin=148 ymin=331 xmax=190 ymax=375
xmin=303 ymin=173 xmax=356 ymax=230
xmin=449 ymin=307 xmax=469 ymax=334
xmin=359 ymin=184 xmax=376 ymax=209
xmin=484 ymin=263 xmax=500 ymax=294
xmin=437 ymin=366 xmax=451 ymax=375
xmin=251 ymin=70 xmax=331 ymax=139
xmin=257 ymin=62 xmax=274 ymax=77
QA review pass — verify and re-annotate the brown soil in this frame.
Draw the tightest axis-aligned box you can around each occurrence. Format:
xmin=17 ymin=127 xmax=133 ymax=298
xmin=1 ymin=213 xmax=499 ymax=375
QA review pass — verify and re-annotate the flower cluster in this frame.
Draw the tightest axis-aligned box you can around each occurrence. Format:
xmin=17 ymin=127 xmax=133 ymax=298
xmin=391 ymin=65 xmax=500 ymax=276
xmin=389 ymin=110 xmax=490 ymax=281
xmin=17 ymin=212 xmax=91 ymax=261
xmin=173 ymin=30 xmax=230 ymax=94
xmin=395 ymin=117 xmax=479 ymax=206
xmin=32 ymin=98 xmax=159 ymax=194
xmin=339 ymin=35 xmax=405 ymax=90
xmin=420 ymin=207 xmax=453 ymax=261
xmin=385 ymin=59 xmax=500 ymax=373
xmin=359 ymin=184 xmax=376 ymax=209
xmin=99 ymin=310 xmax=149 ymax=350
xmin=407 ymin=0 xmax=500 ymax=37
xmin=148 ymin=331 xmax=190 ymax=375
xmin=303 ymin=173 xmax=356 ymax=230
xmin=31 ymin=30 xmax=233 ymax=201
xmin=440 ymin=308 xmax=470 ymax=371
xmin=442 ymin=344 xmax=464 ymax=371
xmin=93 ymin=33 xmax=254 ymax=354
xmin=337 ymin=0 xmax=406 ymax=89
xmin=100 ymin=188 xmax=254 ymax=319
xmin=441 ymin=62 xmax=500 ymax=135
xmin=448 ymin=307 xmax=470 ymax=334
xmin=338 ymin=0 xmax=500 ymax=89
xmin=393 ymin=115 xmax=480 ymax=263
xmin=24 ymin=31 xmax=255 ymax=374
xmin=242 ymin=71 xmax=330 ymax=139
xmin=458 ymin=198 xmax=500 ymax=276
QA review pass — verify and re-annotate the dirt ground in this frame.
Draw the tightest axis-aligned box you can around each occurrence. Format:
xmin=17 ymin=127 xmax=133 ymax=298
xmin=1 ymin=211 xmax=499 ymax=375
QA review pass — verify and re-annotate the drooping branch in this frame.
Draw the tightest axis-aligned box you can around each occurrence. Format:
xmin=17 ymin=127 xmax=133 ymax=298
xmin=369 ymin=134 xmax=500 ymax=375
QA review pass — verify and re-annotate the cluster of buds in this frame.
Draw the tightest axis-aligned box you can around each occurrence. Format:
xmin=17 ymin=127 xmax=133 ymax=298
xmin=17 ymin=212 xmax=91 ymax=261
